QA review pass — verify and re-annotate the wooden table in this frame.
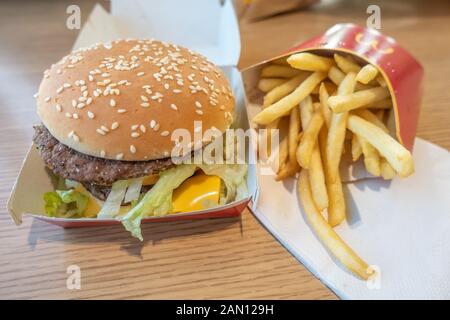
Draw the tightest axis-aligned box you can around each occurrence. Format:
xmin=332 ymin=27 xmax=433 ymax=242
xmin=0 ymin=0 xmax=448 ymax=299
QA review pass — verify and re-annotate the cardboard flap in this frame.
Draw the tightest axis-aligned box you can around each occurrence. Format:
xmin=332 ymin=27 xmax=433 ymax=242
xmin=109 ymin=0 xmax=241 ymax=66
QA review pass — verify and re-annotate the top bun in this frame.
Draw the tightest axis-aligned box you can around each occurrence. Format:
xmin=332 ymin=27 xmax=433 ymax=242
xmin=36 ymin=39 xmax=235 ymax=161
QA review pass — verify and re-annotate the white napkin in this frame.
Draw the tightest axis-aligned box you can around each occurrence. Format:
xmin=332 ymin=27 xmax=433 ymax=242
xmin=251 ymin=138 xmax=450 ymax=299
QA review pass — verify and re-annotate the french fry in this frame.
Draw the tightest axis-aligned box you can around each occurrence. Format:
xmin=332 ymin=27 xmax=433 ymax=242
xmin=274 ymin=119 xmax=289 ymax=174
xmin=298 ymin=170 xmax=371 ymax=279
xmin=351 ymin=133 xmax=362 ymax=161
xmin=258 ymin=78 xmax=287 ymax=92
xmin=380 ymin=158 xmax=396 ymax=180
xmin=347 ymin=115 xmax=414 ymax=177
xmin=328 ymin=86 xmax=390 ymax=113
xmin=298 ymin=96 xmax=328 ymax=210
xmin=319 ymin=126 xmax=346 ymax=226
xmin=375 ymin=110 xmax=385 ymax=121
xmin=319 ymin=83 xmax=332 ymax=128
xmin=326 ymin=72 xmax=356 ymax=182
xmin=356 ymin=64 xmax=379 ymax=84
xmin=366 ymin=98 xmax=392 ymax=109
xmin=297 ymin=111 xmax=324 ymax=169
xmin=263 ymin=73 xmax=309 ymax=107
xmin=328 ymin=65 xmax=345 ymax=85
xmin=253 ymin=72 xmax=327 ymax=125
xmin=288 ymin=107 xmax=301 ymax=166
xmin=334 ymin=53 xmax=361 ymax=74
xmin=271 ymin=57 xmax=290 ymax=66
xmin=276 ymin=161 xmax=300 ymax=181
xmin=353 ymin=109 xmax=388 ymax=132
xmin=376 ymin=74 xmax=387 ymax=87
xmin=287 ymin=52 xmax=334 ymax=72
xmin=357 ymin=134 xmax=381 ymax=176
xmin=260 ymin=64 xmax=301 ymax=78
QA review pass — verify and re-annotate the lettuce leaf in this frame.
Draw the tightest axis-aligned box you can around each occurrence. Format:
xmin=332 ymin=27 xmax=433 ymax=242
xmin=44 ymin=189 xmax=88 ymax=218
xmin=121 ymin=164 xmax=197 ymax=240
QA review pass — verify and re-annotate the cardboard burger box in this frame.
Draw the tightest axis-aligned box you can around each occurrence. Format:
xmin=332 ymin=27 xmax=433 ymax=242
xmin=7 ymin=2 xmax=423 ymax=229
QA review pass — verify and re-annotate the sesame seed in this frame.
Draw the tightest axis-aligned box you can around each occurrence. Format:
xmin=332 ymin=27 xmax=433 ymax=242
xmin=100 ymin=150 xmax=106 ymax=157
xmin=65 ymin=112 xmax=72 ymax=118
xmin=96 ymin=129 xmax=106 ymax=135
xmin=141 ymin=102 xmax=149 ymax=108
xmin=117 ymin=109 xmax=127 ymax=114
xmin=100 ymin=125 xmax=110 ymax=132
xmin=131 ymin=132 xmax=140 ymax=138
xmin=102 ymin=73 xmax=110 ymax=77
xmin=131 ymin=124 xmax=139 ymax=130
xmin=56 ymin=87 xmax=63 ymax=94
xmin=173 ymin=89 xmax=182 ymax=94
xmin=160 ymin=131 xmax=170 ymax=137
xmin=86 ymin=97 xmax=93 ymax=105
xmin=111 ymin=122 xmax=119 ymax=130
xmin=80 ymin=86 xmax=87 ymax=92
xmin=55 ymin=104 xmax=62 ymax=112
xmin=220 ymin=105 xmax=225 ymax=110
xmin=153 ymin=123 xmax=160 ymax=131
xmin=77 ymin=103 xmax=86 ymax=109
xmin=93 ymin=91 xmax=100 ymax=97
xmin=150 ymin=120 xmax=156 ymax=128
xmin=164 ymin=83 xmax=169 ymax=90
xmin=130 ymin=145 xmax=136 ymax=154
xmin=87 ymin=111 xmax=95 ymax=119
xmin=88 ymin=75 xmax=94 ymax=82
xmin=196 ymin=110 xmax=204 ymax=115
xmin=110 ymin=99 xmax=116 ymax=107
xmin=170 ymin=104 xmax=178 ymax=111
xmin=141 ymin=95 xmax=148 ymax=101
xmin=72 ymin=133 xmax=80 ymax=142
xmin=45 ymin=97 xmax=51 ymax=102
xmin=116 ymin=153 xmax=124 ymax=160
xmin=195 ymin=101 xmax=202 ymax=108
xmin=79 ymin=80 xmax=86 ymax=85
xmin=73 ymin=113 xmax=79 ymax=119
xmin=140 ymin=124 xmax=146 ymax=133
xmin=68 ymin=131 xmax=74 ymax=138
xmin=137 ymin=72 xmax=145 ymax=76
xmin=56 ymin=69 xmax=62 ymax=74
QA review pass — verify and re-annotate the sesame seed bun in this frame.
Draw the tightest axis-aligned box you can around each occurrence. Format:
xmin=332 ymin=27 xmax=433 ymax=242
xmin=36 ymin=39 xmax=235 ymax=161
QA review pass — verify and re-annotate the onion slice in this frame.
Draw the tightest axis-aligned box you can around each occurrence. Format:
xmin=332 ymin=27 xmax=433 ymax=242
xmin=124 ymin=177 xmax=144 ymax=204
xmin=97 ymin=180 xmax=128 ymax=219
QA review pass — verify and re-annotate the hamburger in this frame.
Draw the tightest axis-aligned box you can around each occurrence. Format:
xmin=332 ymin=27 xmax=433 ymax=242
xmin=33 ymin=39 xmax=248 ymax=240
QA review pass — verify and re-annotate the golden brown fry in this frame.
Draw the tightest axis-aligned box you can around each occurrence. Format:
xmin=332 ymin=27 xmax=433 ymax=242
xmin=351 ymin=133 xmax=362 ymax=161
xmin=288 ymin=107 xmax=301 ymax=166
xmin=319 ymin=83 xmax=332 ymax=128
xmin=253 ymin=72 xmax=327 ymax=125
xmin=263 ymin=73 xmax=309 ymax=107
xmin=366 ymin=98 xmax=392 ymax=109
xmin=328 ymin=87 xmax=390 ymax=113
xmin=257 ymin=78 xmax=287 ymax=92
xmin=328 ymin=65 xmax=345 ymax=85
xmin=357 ymin=134 xmax=381 ymax=176
xmin=380 ymin=158 xmax=396 ymax=180
xmin=298 ymin=170 xmax=371 ymax=279
xmin=298 ymin=96 xmax=328 ymax=210
xmin=319 ymin=126 xmax=346 ymax=226
xmin=376 ymin=74 xmax=387 ymax=87
xmin=334 ymin=53 xmax=361 ymax=74
xmin=260 ymin=64 xmax=301 ymax=78
xmin=348 ymin=115 xmax=414 ymax=177
xmin=287 ymin=52 xmax=334 ymax=72
xmin=326 ymin=72 xmax=356 ymax=182
xmin=356 ymin=64 xmax=379 ymax=84
xmin=297 ymin=111 xmax=324 ymax=169
xmin=275 ymin=161 xmax=300 ymax=181
xmin=271 ymin=57 xmax=290 ymax=66
xmin=353 ymin=109 xmax=388 ymax=132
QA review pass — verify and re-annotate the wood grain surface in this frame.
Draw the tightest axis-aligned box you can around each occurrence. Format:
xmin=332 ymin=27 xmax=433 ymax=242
xmin=0 ymin=0 xmax=449 ymax=300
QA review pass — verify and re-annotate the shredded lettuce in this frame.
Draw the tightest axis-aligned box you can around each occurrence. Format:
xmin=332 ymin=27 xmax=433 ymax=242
xmin=44 ymin=189 xmax=88 ymax=218
xmin=121 ymin=163 xmax=248 ymax=241
xmin=97 ymin=180 xmax=129 ymax=219
xmin=121 ymin=164 xmax=197 ymax=241
xmin=124 ymin=177 xmax=144 ymax=204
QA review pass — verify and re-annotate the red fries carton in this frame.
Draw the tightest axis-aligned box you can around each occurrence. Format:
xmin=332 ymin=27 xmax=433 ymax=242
xmin=244 ymin=23 xmax=424 ymax=152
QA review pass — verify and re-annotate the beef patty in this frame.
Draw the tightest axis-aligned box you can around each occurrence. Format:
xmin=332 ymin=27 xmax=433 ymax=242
xmin=33 ymin=124 xmax=174 ymax=186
